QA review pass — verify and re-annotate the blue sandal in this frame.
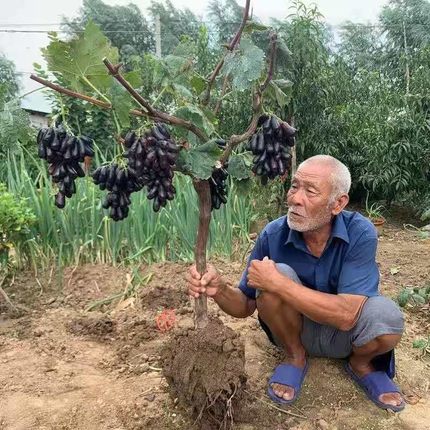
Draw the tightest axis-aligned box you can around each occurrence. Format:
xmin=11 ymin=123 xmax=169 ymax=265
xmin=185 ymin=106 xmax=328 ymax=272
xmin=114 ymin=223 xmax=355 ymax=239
xmin=267 ymin=360 xmax=309 ymax=405
xmin=345 ymin=362 xmax=405 ymax=412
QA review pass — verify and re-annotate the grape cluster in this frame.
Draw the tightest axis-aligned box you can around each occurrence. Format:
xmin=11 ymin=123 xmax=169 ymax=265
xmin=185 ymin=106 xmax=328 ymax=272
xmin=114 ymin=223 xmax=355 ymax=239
xmin=92 ymin=164 xmax=144 ymax=221
xmin=248 ymin=115 xmax=296 ymax=182
xmin=37 ymin=126 xmax=94 ymax=209
xmin=209 ymin=166 xmax=229 ymax=210
xmin=124 ymin=123 xmax=179 ymax=212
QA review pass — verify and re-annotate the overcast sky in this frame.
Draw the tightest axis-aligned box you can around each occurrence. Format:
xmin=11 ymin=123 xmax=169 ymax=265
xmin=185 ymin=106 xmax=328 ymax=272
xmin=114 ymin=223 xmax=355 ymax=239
xmin=0 ymin=0 xmax=389 ymax=107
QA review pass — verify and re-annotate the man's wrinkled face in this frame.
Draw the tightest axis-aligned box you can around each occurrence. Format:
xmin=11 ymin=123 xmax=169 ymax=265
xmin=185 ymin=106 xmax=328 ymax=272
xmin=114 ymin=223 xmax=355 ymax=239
xmin=286 ymin=162 xmax=335 ymax=232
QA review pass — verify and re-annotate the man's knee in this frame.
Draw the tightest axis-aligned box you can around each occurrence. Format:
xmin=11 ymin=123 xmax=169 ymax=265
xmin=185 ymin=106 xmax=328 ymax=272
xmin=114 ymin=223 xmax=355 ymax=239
xmin=255 ymin=263 xmax=301 ymax=305
xmin=275 ymin=263 xmax=302 ymax=285
xmin=256 ymin=290 xmax=283 ymax=310
xmin=352 ymin=296 xmax=404 ymax=347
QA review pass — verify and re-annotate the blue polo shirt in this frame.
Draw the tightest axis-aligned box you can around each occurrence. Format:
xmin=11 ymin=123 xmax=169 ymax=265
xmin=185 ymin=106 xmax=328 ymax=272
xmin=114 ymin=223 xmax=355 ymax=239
xmin=239 ymin=210 xmax=380 ymax=299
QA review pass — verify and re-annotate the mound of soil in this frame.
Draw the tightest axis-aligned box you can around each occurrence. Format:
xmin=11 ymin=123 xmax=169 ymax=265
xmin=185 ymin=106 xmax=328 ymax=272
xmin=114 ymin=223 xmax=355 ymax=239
xmin=162 ymin=318 xmax=247 ymax=430
xmin=67 ymin=315 xmax=116 ymax=340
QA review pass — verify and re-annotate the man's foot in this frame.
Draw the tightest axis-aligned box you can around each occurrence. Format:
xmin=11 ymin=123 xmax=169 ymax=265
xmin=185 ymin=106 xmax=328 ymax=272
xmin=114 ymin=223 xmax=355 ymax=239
xmin=347 ymin=359 xmax=404 ymax=411
xmin=268 ymin=356 xmax=308 ymax=405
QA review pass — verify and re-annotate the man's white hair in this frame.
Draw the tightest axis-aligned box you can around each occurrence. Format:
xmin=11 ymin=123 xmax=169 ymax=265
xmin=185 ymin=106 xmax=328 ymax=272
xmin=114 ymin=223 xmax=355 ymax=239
xmin=298 ymin=155 xmax=351 ymax=201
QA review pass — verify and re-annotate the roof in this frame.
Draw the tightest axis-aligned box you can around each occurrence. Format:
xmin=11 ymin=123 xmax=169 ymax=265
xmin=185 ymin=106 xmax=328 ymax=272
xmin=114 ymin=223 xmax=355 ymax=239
xmin=20 ymin=90 xmax=52 ymax=114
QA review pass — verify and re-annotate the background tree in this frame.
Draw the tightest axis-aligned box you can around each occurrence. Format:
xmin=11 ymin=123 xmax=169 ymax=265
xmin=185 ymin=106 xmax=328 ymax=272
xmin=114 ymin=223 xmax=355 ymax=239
xmin=0 ymin=54 xmax=19 ymax=105
xmin=0 ymin=54 xmax=33 ymax=173
xmin=148 ymin=0 xmax=202 ymax=56
xmin=208 ymin=0 xmax=244 ymax=43
xmin=63 ymin=0 xmax=154 ymax=69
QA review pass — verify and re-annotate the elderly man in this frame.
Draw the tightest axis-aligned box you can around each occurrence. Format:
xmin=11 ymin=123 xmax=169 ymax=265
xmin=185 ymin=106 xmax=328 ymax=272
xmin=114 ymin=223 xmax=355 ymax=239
xmin=186 ymin=155 xmax=405 ymax=412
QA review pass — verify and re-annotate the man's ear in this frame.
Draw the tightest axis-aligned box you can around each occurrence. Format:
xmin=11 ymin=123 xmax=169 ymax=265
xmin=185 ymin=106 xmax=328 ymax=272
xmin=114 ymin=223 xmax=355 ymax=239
xmin=331 ymin=194 xmax=349 ymax=215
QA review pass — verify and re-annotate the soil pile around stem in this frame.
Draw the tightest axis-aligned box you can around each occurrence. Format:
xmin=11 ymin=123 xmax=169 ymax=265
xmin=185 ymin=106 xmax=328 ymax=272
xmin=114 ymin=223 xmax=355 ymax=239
xmin=162 ymin=317 xmax=247 ymax=430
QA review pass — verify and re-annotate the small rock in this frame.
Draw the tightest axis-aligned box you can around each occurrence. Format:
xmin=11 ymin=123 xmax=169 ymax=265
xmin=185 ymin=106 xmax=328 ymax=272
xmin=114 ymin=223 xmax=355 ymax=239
xmin=144 ymin=393 xmax=156 ymax=402
xmin=178 ymin=319 xmax=194 ymax=331
xmin=139 ymin=363 xmax=150 ymax=372
xmin=222 ymin=339 xmax=234 ymax=353
xmin=317 ymin=419 xmax=329 ymax=430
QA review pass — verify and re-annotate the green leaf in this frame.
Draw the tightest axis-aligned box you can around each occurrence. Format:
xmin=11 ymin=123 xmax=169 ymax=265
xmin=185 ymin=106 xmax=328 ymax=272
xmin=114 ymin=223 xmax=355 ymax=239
xmin=191 ymin=74 xmax=206 ymax=95
xmin=276 ymin=38 xmax=292 ymax=62
xmin=411 ymin=294 xmax=426 ymax=305
xmin=175 ymin=104 xmax=215 ymax=138
xmin=41 ymin=21 xmax=119 ymax=92
xmin=227 ymin=152 xmax=253 ymax=180
xmin=176 ymin=140 xmax=222 ymax=179
xmin=273 ymin=79 xmax=293 ymax=90
xmin=172 ymin=83 xmax=194 ymax=101
xmin=412 ymin=339 xmax=428 ymax=349
xmin=243 ymin=21 xmax=269 ymax=33
xmin=123 ymin=70 xmax=142 ymax=88
xmin=267 ymin=81 xmax=291 ymax=109
xmin=223 ymin=37 xmax=265 ymax=91
xmin=232 ymin=178 xmax=252 ymax=196
xmin=397 ymin=289 xmax=410 ymax=307
xmin=164 ymin=55 xmax=192 ymax=78
xmin=110 ymin=82 xmax=133 ymax=128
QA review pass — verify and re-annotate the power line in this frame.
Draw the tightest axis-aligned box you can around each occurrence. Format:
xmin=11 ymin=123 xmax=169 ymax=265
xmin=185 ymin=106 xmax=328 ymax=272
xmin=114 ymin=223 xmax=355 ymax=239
xmin=1 ymin=23 xmax=430 ymax=34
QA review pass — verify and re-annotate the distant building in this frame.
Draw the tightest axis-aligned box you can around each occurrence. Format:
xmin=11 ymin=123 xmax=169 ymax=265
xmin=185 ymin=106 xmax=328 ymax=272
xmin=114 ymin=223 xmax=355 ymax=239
xmin=20 ymin=90 xmax=52 ymax=128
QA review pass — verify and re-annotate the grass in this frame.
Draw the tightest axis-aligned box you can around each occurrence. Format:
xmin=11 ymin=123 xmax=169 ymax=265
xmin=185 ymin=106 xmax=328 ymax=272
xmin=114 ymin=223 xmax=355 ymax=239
xmin=6 ymin=151 xmax=256 ymax=269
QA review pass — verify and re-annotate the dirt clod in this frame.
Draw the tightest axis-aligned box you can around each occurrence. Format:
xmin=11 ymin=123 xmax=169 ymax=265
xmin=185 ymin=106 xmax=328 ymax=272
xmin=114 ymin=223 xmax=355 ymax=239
xmin=162 ymin=318 xmax=247 ymax=430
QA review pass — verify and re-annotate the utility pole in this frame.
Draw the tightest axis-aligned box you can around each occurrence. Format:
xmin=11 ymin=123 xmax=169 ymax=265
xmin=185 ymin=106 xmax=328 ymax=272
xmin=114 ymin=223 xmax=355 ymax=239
xmin=155 ymin=14 xmax=162 ymax=59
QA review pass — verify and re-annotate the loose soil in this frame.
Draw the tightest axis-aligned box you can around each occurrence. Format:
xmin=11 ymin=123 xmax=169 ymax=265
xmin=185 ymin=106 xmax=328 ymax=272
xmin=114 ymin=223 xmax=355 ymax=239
xmin=0 ymin=222 xmax=429 ymax=430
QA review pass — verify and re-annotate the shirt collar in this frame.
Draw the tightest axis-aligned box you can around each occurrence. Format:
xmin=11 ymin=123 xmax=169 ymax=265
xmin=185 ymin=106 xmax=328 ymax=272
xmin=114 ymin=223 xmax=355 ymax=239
xmin=285 ymin=212 xmax=350 ymax=248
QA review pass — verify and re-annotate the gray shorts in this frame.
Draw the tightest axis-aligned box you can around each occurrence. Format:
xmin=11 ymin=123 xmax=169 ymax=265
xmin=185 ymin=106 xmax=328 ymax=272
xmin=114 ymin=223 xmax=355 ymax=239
xmin=257 ymin=263 xmax=405 ymax=359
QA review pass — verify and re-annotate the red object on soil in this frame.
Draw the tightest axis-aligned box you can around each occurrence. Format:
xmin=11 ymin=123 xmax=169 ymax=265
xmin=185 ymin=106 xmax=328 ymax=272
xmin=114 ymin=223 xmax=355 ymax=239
xmin=155 ymin=309 xmax=176 ymax=332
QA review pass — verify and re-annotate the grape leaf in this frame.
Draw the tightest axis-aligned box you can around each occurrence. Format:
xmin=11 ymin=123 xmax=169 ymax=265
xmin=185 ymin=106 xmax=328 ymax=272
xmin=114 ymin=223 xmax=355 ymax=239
xmin=164 ymin=55 xmax=193 ymax=78
xmin=267 ymin=80 xmax=292 ymax=109
xmin=273 ymin=79 xmax=293 ymax=90
xmin=172 ymin=83 xmax=194 ymax=101
xmin=175 ymin=104 xmax=215 ymax=138
xmin=243 ymin=21 xmax=269 ymax=33
xmin=176 ymin=140 xmax=222 ymax=179
xmin=232 ymin=178 xmax=252 ymax=196
xmin=110 ymin=82 xmax=133 ymax=128
xmin=190 ymin=74 xmax=206 ymax=95
xmin=223 ymin=37 xmax=265 ymax=91
xmin=41 ymin=21 xmax=119 ymax=92
xmin=227 ymin=152 xmax=253 ymax=180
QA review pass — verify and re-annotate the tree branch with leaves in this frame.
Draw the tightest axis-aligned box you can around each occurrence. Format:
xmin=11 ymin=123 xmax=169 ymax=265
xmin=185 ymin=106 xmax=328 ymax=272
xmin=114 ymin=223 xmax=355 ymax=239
xmin=30 ymin=4 xmax=296 ymax=329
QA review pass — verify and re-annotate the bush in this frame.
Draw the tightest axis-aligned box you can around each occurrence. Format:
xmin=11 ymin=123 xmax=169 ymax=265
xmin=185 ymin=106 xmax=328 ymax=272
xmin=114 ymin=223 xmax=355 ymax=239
xmin=0 ymin=183 xmax=36 ymax=267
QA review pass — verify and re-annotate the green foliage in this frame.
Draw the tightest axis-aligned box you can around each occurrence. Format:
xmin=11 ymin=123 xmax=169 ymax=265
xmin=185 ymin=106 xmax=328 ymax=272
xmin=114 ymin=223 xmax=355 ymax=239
xmin=223 ymin=37 xmax=266 ymax=91
xmin=175 ymin=104 xmax=215 ymax=138
xmin=177 ymin=141 xmax=223 ymax=179
xmin=42 ymin=22 xmax=119 ymax=93
xmin=397 ymin=284 xmax=430 ymax=308
xmin=412 ymin=336 xmax=430 ymax=357
xmin=5 ymin=152 xmax=253 ymax=267
xmin=63 ymin=0 xmax=154 ymax=68
xmin=0 ymin=54 xmax=19 ymax=106
xmin=208 ymin=0 xmax=244 ymax=43
xmin=148 ymin=0 xmax=202 ymax=56
xmin=0 ymin=183 xmax=36 ymax=266
xmin=0 ymin=101 xmax=34 ymax=167
xmin=227 ymin=152 xmax=253 ymax=180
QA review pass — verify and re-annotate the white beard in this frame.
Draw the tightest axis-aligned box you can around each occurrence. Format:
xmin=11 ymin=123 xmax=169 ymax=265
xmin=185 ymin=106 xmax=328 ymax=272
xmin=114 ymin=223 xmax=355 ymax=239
xmin=287 ymin=207 xmax=333 ymax=232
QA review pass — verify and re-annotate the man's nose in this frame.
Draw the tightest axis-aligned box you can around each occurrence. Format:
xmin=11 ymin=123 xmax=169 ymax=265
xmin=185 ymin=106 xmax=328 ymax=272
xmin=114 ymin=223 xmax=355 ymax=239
xmin=288 ymin=188 xmax=305 ymax=206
